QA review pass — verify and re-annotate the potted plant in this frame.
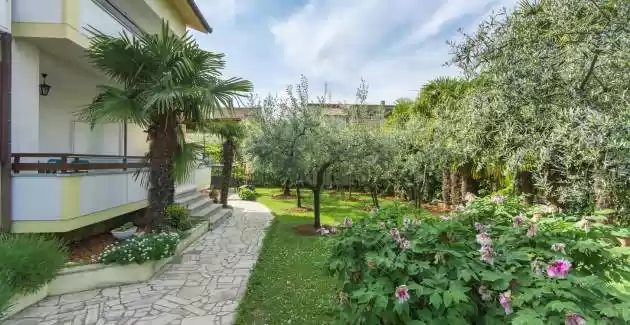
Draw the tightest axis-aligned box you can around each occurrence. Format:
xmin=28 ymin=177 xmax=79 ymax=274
xmin=612 ymin=228 xmax=630 ymax=247
xmin=111 ymin=222 xmax=137 ymax=240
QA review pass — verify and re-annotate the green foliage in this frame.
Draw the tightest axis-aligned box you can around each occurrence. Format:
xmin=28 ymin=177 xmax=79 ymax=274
xmin=165 ymin=204 xmax=192 ymax=231
xmin=98 ymin=233 xmax=180 ymax=265
xmin=327 ymin=198 xmax=630 ymax=324
xmin=204 ymin=143 xmax=222 ymax=163
xmin=239 ymin=188 xmax=257 ymax=201
xmin=0 ymin=234 xmax=68 ymax=316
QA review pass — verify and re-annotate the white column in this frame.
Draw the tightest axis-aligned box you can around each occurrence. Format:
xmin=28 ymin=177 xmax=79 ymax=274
xmin=11 ymin=39 xmax=39 ymax=153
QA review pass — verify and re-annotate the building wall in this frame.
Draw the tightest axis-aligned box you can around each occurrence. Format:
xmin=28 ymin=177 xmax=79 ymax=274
xmin=11 ymin=39 xmax=40 ymax=153
xmin=0 ymin=0 xmax=10 ymax=32
xmin=144 ymin=0 xmax=186 ymax=35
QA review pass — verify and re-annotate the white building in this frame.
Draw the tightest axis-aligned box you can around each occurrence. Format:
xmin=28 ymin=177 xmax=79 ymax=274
xmin=0 ymin=0 xmax=214 ymax=233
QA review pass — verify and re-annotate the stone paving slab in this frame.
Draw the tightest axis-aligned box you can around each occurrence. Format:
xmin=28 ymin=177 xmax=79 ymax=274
xmin=5 ymin=199 xmax=273 ymax=325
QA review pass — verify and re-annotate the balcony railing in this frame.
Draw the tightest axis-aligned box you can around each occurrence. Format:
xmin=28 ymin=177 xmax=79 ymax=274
xmin=81 ymin=0 xmax=143 ymax=38
xmin=11 ymin=153 xmax=147 ymax=174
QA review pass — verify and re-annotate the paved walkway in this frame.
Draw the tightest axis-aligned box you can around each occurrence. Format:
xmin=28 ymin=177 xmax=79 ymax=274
xmin=7 ymin=199 xmax=273 ymax=325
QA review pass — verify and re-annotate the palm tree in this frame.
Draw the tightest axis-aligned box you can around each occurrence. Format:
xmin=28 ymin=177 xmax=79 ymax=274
xmin=78 ymin=22 xmax=253 ymax=230
xmin=205 ymin=120 xmax=245 ymax=208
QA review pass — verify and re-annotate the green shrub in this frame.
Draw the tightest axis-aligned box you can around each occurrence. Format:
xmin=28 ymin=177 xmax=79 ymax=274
xmin=97 ymin=233 xmax=180 ymax=265
xmin=0 ymin=234 xmax=67 ymax=316
xmin=239 ymin=188 xmax=257 ymax=201
xmin=165 ymin=204 xmax=192 ymax=231
xmin=327 ymin=196 xmax=630 ymax=324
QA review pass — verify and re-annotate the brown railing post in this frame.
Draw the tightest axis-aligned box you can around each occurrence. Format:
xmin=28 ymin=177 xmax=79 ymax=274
xmin=60 ymin=155 xmax=68 ymax=173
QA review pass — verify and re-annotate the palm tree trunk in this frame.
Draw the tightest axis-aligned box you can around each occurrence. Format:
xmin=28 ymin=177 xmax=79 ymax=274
xmin=220 ymin=139 xmax=235 ymax=208
xmin=144 ymin=115 xmax=178 ymax=231
xmin=442 ymin=169 xmax=451 ymax=205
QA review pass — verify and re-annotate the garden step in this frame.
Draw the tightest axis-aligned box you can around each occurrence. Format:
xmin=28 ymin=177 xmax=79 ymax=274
xmin=177 ymin=193 xmax=206 ymax=209
xmin=208 ymin=208 xmax=233 ymax=230
xmin=187 ymin=198 xmax=213 ymax=215
xmin=191 ymin=203 xmax=221 ymax=218
xmin=174 ymin=191 xmax=203 ymax=206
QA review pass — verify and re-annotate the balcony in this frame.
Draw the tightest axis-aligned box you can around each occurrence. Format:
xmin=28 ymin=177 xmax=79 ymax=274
xmin=12 ymin=0 xmax=140 ymax=49
xmin=10 ymin=153 xmax=212 ymax=233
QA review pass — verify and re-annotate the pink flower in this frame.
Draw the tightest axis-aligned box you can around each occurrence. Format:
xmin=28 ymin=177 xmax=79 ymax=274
xmin=491 ymin=195 xmax=504 ymax=203
xmin=513 ymin=215 xmax=524 ymax=227
xmin=395 ymin=285 xmax=410 ymax=303
xmin=476 ymin=232 xmax=493 ymax=246
xmin=399 ymin=239 xmax=411 ymax=250
xmin=479 ymin=245 xmax=494 ymax=265
xmin=527 ymin=223 xmax=538 ymax=237
xmin=478 ymin=286 xmax=492 ymax=301
xmin=390 ymin=228 xmax=401 ymax=241
xmin=547 ymin=259 xmax=572 ymax=279
xmin=565 ymin=313 xmax=586 ymax=325
xmin=551 ymin=243 xmax=566 ymax=254
xmin=339 ymin=292 xmax=349 ymax=304
xmin=440 ymin=215 xmax=450 ymax=221
xmin=344 ymin=217 xmax=353 ymax=227
xmin=367 ymin=260 xmax=375 ymax=269
xmin=498 ymin=291 xmax=512 ymax=315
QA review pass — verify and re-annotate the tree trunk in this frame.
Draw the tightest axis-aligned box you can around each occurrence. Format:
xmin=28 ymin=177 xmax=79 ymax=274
xmin=220 ymin=138 xmax=235 ymax=208
xmin=312 ymin=163 xmax=331 ymax=229
xmin=442 ymin=169 xmax=451 ymax=205
xmin=370 ymin=183 xmax=379 ymax=208
xmin=144 ymin=114 xmax=178 ymax=231
xmin=451 ymin=170 xmax=462 ymax=206
xmin=348 ymin=174 xmax=353 ymax=200
xmin=460 ymin=163 xmax=476 ymax=198
xmin=283 ymin=179 xmax=291 ymax=197
xmin=516 ymin=171 xmax=535 ymax=204
xmin=594 ymin=177 xmax=611 ymax=209
xmin=296 ymin=182 xmax=302 ymax=208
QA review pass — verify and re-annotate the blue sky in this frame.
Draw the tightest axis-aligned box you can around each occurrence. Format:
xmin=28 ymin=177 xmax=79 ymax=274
xmin=191 ymin=0 xmax=518 ymax=104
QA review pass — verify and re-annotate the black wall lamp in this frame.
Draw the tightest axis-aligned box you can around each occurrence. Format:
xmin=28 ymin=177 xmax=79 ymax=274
xmin=39 ymin=73 xmax=51 ymax=96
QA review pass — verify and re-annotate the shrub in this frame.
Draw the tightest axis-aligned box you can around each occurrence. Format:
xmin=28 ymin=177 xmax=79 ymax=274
xmin=239 ymin=188 xmax=257 ymax=201
xmin=97 ymin=233 xmax=180 ymax=265
xmin=0 ymin=234 xmax=67 ymax=316
xmin=165 ymin=204 xmax=192 ymax=231
xmin=327 ymin=197 xmax=630 ymax=324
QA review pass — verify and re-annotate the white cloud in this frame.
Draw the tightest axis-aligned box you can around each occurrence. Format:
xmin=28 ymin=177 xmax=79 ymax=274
xmin=269 ymin=0 xmax=518 ymax=102
xmin=192 ymin=0 xmax=518 ymax=103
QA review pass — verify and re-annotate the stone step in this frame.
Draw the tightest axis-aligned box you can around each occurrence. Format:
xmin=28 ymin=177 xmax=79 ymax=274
xmin=175 ymin=191 xmax=203 ymax=206
xmin=208 ymin=208 xmax=233 ymax=230
xmin=187 ymin=198 xmax=212 ymax=215
xmin=191 ymin=203 xmax=221 ymax=218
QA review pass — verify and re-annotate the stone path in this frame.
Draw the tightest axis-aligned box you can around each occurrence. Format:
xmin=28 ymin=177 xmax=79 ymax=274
xmin=6 ymin=199 xmax=273 ymax=325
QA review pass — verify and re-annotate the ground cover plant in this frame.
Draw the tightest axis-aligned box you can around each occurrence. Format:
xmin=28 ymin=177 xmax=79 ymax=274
xmin=0 ymin=234 xmax=67 ymax=317
xmin=327 ymin=196 xmax=630 ymax=324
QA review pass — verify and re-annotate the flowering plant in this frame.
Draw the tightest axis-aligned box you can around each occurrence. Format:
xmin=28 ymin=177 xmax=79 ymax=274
xmin=97 ymin=233 xmax=180 ymax=265
xmin=327 ymin=198 xmax=630 ymax=324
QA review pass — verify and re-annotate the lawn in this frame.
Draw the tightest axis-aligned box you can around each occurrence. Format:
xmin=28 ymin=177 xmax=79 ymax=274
xmin=234 ymin=187 xmax=400 ymax=325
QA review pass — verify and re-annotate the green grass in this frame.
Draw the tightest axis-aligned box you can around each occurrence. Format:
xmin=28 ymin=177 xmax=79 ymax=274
xmin=235 ymin=187 xmax=396 ymax=325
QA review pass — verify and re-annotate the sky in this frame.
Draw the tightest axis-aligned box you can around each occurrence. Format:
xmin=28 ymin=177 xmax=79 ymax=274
xmin=191 ymin=0 xmax=518 ymax=104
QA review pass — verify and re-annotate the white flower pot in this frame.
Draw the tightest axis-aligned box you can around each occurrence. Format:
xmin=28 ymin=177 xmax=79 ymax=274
xmin=111 ymin=226 xmax=137 ymax=240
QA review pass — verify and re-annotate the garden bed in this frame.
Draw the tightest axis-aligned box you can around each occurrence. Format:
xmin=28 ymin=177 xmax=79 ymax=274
xmin=4 ymin=221 xmax=209 ymax=319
